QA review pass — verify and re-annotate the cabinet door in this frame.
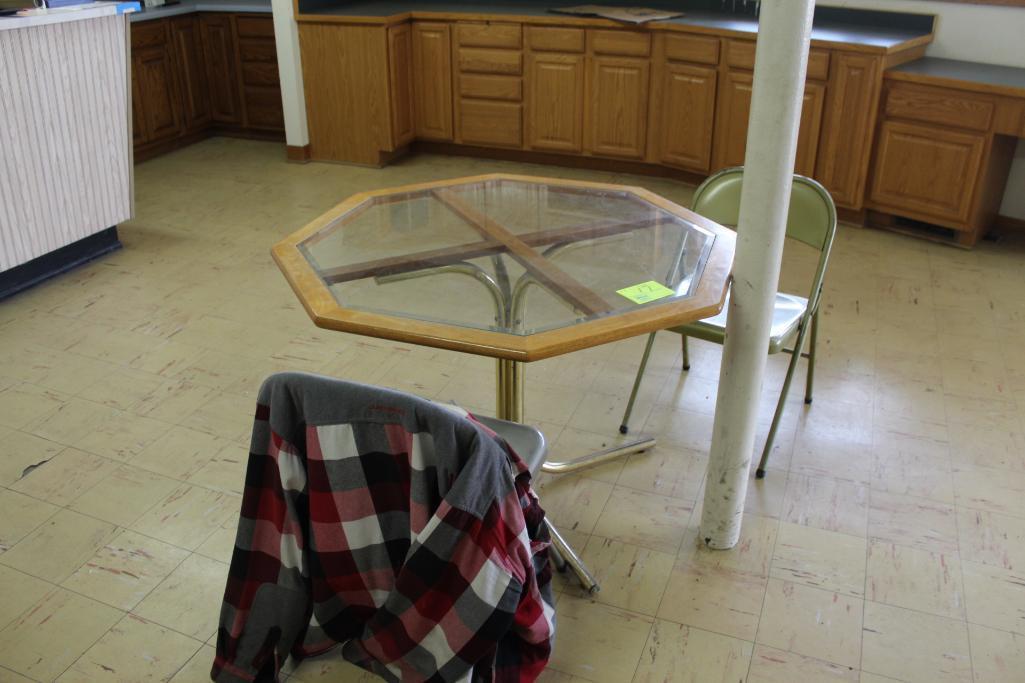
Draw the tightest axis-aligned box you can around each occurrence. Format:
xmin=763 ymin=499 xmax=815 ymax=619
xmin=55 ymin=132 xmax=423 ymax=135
xmin=713 ymin=70 xmax=825 ymax=177
xmin=654 ymin=62 xmax=716 ymax=172
xmin=387 ymin=23 xmax=415 ymax=148
xmin=411 ymin=22 xmax=453 ymax=141
xmin=868 ymin=120 xmax=985 ymax=227
xmin=526 ymin=52 xmax=584 ymax=153
xmin=815 ymin=52 xmax=882 ymax=208
xmin=135 ymin=45 xmax=182 ymax=143
xmin=131 ymin=62 xmax=147 ymax=146
xmin=200 ymin=14 xmax=241 ymax=125
xmin=170 ymin=16 xmax=212 ymax=132
xmin=235 ymin=15 xmax=284 ymax=132
xmin=586 ymin=55 xmax=649 ymax=159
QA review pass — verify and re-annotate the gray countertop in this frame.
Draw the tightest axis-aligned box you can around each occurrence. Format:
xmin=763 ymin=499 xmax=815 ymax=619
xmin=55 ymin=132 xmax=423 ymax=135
xmin=131 ymin=0 xmax=269 ymax=21
xmin=890 ymin=57 xmax=1025 ymax=95
xmin=303 ymin=1 xmax=932 ymax=50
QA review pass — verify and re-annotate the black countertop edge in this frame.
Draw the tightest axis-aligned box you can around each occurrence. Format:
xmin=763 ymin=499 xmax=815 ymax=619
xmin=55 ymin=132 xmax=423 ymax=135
xmin=297 ymin=0 xmax=935 ymax=38
xmin=891 ymin=57 xmax=1025 ymax=94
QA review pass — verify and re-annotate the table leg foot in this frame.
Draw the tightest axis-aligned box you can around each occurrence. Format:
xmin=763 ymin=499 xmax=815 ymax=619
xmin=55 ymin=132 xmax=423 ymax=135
xmin=540 ymin=436 xmax=656 ymax=475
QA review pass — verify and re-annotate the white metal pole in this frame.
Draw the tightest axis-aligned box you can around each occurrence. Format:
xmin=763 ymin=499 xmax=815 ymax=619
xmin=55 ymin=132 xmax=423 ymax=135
xmin=699 ymin=0 xmax=816 ymax=549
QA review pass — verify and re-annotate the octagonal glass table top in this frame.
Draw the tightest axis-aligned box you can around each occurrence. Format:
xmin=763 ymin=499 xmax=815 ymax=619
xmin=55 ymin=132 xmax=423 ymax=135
xmin=274 ymin=174 xmax=735 ymax=362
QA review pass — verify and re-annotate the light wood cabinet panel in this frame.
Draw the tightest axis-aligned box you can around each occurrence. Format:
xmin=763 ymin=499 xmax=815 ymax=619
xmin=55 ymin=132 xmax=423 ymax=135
xmin=652 ymin=62 xmax=716 ymax=172
xmin=664 ymin=33 xmax=719 ymax=66
xmin=300 ymin=22 xmax=391 ymax=164
xmin=586 ymin=55 xmax=649 ymax=160
xmin=713 ymin=70 xmax=825 ymax=177
xmin=199 ymin=14 xmax=241 ymax=125
xmin=455 ymin=21 xmax=521 ymax=49
xmin=868 ymin=120 xmax=985 ymax=227
xmin=884 ymin=82 xmax=995 ymax=132
xmin=458 ymin=99 xmax=523 ymax=147
xmin=170 ymin=17 xmax=212 ymax=132
xmin=527 ymin=26 xmax=585 ymax=53
xmin=411 ymin=22 xmax=453 ymax=141
xmin=457 ymin=47 xmax=523 ymax=75
xmin=526 ymin=52 xmax=584 ymax=153
xmin=459 ymin=73 xmax=522 ymax=101
xmin=590 ymin=29 xmax=650 ymax=57
xmin=388 ymin=23 xmax=415 ymax=148
xmin=815 ymin=52 xmax=882 ymax=208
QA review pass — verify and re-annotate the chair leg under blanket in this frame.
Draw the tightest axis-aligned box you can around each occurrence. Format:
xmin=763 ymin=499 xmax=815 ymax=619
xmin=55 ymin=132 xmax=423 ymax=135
xmin=544 ymin=519 xmax=599 ymax=594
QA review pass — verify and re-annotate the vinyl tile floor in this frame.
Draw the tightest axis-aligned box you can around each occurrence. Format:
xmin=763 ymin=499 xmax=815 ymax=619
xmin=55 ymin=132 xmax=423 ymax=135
xmin=2 ymin=138 xmax=1025 ymax=682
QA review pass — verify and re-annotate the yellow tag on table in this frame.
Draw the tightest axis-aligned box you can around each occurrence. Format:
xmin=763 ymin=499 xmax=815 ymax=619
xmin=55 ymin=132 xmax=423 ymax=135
xmin=616 ymin=281 xmax=676 ymax=305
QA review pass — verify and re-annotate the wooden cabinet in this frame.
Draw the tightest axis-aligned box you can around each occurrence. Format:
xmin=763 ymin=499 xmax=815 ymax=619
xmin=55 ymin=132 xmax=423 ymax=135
xmin=132 ymin=34 xmax=182 ymax=145
xmin=235 ymin=15 xmax=284 ymax=131
xmin=388 ymin=23 xmax=415 ymax=147
xmin=526 ymin=52 xmax=584 ymax=153
xmin=865 ymin=79 xmax=1020 ymax=244
xmin=651 ymin=61 xmax=716 ymax=172
xmin=586 ymin=55 xmax=649 ymax=159
xmin=170 ymin=16 xmax=212 ymax=132
xmin=868 ymin=120 xmax=985 ymax=225
xmin=411 ymin=22 xmax=453 ymax=141
xmin=712 ymin=41 xmax=827 ymax=177
xmin=199 ymin=14 xmax=241 ymax=125
xmin=815 ymin=52 xmax=882 ymax=208
xmin=454 ymin=22 xmax=523 ymax=148
xmin=132 ymin=13 xmax=283 ymax=161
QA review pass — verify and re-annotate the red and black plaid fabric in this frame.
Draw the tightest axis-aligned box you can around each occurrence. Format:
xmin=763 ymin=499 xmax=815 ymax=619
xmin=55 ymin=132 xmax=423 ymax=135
xmin=211 ymin=373 xmax=555 ymax=683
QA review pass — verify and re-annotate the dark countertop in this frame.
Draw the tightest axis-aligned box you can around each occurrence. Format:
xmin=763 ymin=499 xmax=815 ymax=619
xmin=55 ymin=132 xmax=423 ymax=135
xmin=301 ymin=1 xmax=934 ymax=50
xmin=131 ymin=0 xmax=270 ymax=21
xmin=890 ymin=57 xmax=1025 ymax=96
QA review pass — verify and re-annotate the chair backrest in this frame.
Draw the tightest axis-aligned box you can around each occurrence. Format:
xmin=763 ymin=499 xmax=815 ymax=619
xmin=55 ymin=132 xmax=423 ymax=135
xmin=690 ymin=166 xmax=837 ymax=310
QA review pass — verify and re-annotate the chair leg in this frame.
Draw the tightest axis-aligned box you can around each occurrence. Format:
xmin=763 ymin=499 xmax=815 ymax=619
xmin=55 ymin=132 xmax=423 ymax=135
xmin=544 ymin=518 xmax=599 ymax=594
xmin=619 ymin=332 xmax=656 ymax=435
xmin=804 ymin=309 xmax=819 ymax=404
xmin=681 ymin=335 xmax=690 ymax=371
xmin=756 ymin=319 xmax=812 ymax=478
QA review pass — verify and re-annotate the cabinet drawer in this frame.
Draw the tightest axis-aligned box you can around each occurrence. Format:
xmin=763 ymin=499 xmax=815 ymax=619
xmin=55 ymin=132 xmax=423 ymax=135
xmin=527 ymin=26 xmax=585 ymax=53
xmin=235 ymin=15 xmax=274 ymax=38
xmin=664 ymin=34 xmax=719 ymax=65
xmin=884 ymin=83 xmax=995 ymax=132
xmin=806 ymin=50 xmax=830 ymax=81
xmin=458 ymin=47 xmax=523 ymax=75
xmin=869 ymin=120 xmax=985 ymax=226
xmin=242 ymin=62 xmax=280 ymax=87
xmin=724 ymin=40 xmax=755 ymax=69
xmin=459 ymin=73 xmax=522 ymax=101
xmin=456 ymin=22 xmax=521 ymax=49
xmin=243 ymin=87 xmax=284 ymax=129
xmin=238 ymin=37 xmax=277 ymax=63
xmin=459 ymin=100 xmax=523 ymax=147
xmin=590 ymin=29 xmax=650 ymax=57
xmin=132 ymin=21 xmax=168 ymax=50
xmin=725 ymin=41 xmax=828 ymax=80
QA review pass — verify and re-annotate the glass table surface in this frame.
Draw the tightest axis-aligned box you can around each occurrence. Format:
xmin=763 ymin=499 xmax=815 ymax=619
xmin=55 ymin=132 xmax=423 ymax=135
xmin=297 ymin=177 xmax=716 ymax=336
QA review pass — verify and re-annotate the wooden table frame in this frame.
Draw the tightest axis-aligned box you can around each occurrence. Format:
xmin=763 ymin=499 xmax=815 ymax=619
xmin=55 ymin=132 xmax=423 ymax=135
xmin=273 ymin=174 xmax=735 ymax=362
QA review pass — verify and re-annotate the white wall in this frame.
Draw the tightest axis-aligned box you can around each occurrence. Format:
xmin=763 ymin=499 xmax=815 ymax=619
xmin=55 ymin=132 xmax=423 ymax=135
xmin=820 ymin=0 xmax=1025 ymax=219
xmin=272 ymin=0 xmax=308 ymax=148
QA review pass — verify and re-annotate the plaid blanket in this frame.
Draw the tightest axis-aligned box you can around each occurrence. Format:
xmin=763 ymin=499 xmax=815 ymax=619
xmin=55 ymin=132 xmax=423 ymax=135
xmin=212 ymin=372 xmax=555 ymax=683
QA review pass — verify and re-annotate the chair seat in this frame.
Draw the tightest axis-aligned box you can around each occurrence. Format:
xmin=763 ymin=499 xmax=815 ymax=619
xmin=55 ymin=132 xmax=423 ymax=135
xmin=474 ymin=415 xmax=548 ymax=475
xmin=671 ymin=291 xmax=808 ymax=354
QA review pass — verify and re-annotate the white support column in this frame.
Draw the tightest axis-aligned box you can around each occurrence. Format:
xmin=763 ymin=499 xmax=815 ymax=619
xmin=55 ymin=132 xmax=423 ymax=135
xmin=700 ymin=0 xmax=815 ymax=549
xmin=272 ymin=0 xmax=309 ymax=148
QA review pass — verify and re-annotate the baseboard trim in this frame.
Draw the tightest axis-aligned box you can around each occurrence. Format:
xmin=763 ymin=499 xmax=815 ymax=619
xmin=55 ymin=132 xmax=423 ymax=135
xmin=0 ymin=227 xmax=121 ymax=301
xmin=994 ymin=213 xmax=1025 ymax=232
xmin=286 ymin=144 xmax=312 ymax=163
